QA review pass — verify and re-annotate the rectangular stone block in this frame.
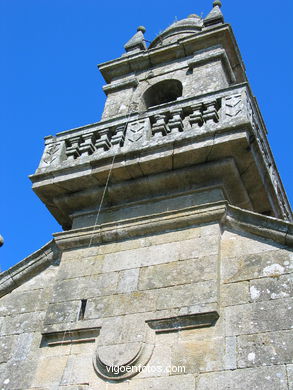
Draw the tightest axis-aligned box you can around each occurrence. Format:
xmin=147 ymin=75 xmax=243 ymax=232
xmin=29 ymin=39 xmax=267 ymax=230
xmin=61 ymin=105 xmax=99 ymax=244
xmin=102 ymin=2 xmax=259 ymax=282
xmin=171 ymin=337 xmax=224 ymax=374
xmin=102 ymin=234 xmax=219 ymax=273
xmin=0 ymin=335 xmax=16 ymax=363
xmin=138 ymin=256 xmax=217 ymax=291
xmin=117 ymin=268 xmax=139 ymax=293
xmin=156 ymin=280 xmax=217 ymax=311
xmin=102 ymin=247 xmax=142 ymax=272
xmin=0 ymin=289 xmax=48 ymax=316
xmin=31 ymin=355 xmax=68 ymax=388
xmin=0 ymin=358 xmax=38 ymax=390
xmin=44 ymin=301 xmax=81 ymax=325
xmin=12 ymin=332 xmax=42 ymax=362
xmin=86 ymin=290 xmax=157 ymax=319
xmin=60 ymin=353 xmax=96 ymax=386
xmin=128 ymin=374 xmax=195 ymax=390
xmin=249 ymin=274 xmax=293 ymax=302
xmin=221 ymin=231 xmax=281 ymax=259
xmin=16 ymin=265 xmax=57 ymax=293
xmin=197 ymin=365 xmax=288 ymax=390
xmin=237 ymin=330 xmax=293 ymax=368
xmin=222 ymin=247 xmax=293 ymax=284
xmin=0 ymin=311 xmax=46 ymax=336
xmin=139 ymin=344 xmax=172 ymax=378
xmin=225 ymin=298 xmax=293 ymax=336
xmin=57 ymin=255 xmax=103 ymax=280
xmin=53 ymin=272 xmax=119 ymax=303
xmin=220 ymin=281 xmax=249 ymax=306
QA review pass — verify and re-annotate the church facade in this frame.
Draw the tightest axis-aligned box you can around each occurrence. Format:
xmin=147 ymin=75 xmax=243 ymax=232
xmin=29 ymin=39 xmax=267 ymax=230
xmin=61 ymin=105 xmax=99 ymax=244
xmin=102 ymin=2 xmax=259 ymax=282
xmin=1 ymin=2 xmax=293 ymax=389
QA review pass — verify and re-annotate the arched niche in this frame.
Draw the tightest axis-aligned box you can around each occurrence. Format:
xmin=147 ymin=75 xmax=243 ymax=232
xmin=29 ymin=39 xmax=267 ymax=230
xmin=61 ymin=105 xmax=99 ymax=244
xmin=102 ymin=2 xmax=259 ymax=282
xmin=143 ymin=79 xmax=183 ymax=109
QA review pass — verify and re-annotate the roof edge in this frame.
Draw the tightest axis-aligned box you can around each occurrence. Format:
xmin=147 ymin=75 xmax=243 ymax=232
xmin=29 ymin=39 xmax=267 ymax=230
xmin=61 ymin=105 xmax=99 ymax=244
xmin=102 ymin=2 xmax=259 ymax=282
xmin=0 ymin=240 xmax=60 ymax=298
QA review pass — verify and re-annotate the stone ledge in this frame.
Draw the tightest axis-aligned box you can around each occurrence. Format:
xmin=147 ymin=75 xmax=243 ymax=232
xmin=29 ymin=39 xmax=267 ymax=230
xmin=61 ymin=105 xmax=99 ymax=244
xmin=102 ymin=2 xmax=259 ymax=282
xmin=0 ymin=241 xmax=60 ymax=299
xmin=52 ymin=202 xmax=293 ymax=251
xmin=102 ymin=77 xmax=138 ymax=95
xmin=41 ymin=327 xmax=100 ymax=346
xmin=1 ymin=204 xmax=292 ymax=299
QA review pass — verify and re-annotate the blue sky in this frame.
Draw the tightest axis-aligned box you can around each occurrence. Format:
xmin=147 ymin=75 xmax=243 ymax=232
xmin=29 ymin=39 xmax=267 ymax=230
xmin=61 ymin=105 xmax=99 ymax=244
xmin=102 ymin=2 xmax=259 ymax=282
xmin=0 ymin=0 xmax=292 ymax=271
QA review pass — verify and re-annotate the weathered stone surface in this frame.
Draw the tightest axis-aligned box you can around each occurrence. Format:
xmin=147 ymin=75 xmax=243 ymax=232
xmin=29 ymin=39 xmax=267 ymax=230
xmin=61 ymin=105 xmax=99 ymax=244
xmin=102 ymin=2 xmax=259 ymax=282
xmin=249 ymin=274 xmax=293 ymax=302
xmin=237 ymin=330 xmax=293 ymax=368
xmin=57 ymin=255 xmax=103 ymax=280
xmin=86 ymin=290 xmax=157 ymax=319
xmin=221 ymin=281 xmax=249 ymax=306
xmin=117 ymin=268 xmax=139 ymax=293
xmin=0 ymin=311 xmax=46 ymax=336
xmin=287 ymin=364 xmax=293 ymax=390
xmin=16 ymin=265 xmax=58 ymax=292
xmin=223 ymin=336 xmax=237 ymax=369
xmin=0 ymin=358 xmax=38 ymax=390
xmin=0 ymin=289 xmax=51 ymax=316
xmin=139 ymin=344 xmax=172 ymax=378
xmin=52 ymin=272 xmax=119 ymax=303
xmin=156 ymin=280 xmax=218 ymax=310
xmin=196 ymin=365 xmax=288 ymax=390
xmin=60 ymin=353 xmax=96 ymax=386
xmin=138 ymin=256 xmax=217 ymax=290
xmin=222 ymin=243 xmax=293 ymax=284
xmin=102 ymin=234 xmax=219 ymax=273
xmin=31 ymin=355 xmax=68 ymax=388
xmin=0 ymin=335 xmax=15 ymax=363
xmin=221 ymin=231 xmax=284 ymax=259
xmin=172 ymin=337 xmax=224 ymax=374
xmin=225 ymin=298 xmax=293 ymax=336
xmin=128 ymin=374 xmax=196 ymax=390
xmin=44 ymin=301 xmax=81 ymax=325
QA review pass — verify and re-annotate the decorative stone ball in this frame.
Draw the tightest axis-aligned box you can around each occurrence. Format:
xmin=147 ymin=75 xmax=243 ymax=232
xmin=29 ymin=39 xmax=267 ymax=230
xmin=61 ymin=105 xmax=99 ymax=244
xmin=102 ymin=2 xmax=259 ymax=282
xmin=0 ymin=235 xmax=4 ymax=247
xmin=213 ymin=0 xmax=222 ymax=7
xmin=137 ymin=26 xmax=146 ymax=33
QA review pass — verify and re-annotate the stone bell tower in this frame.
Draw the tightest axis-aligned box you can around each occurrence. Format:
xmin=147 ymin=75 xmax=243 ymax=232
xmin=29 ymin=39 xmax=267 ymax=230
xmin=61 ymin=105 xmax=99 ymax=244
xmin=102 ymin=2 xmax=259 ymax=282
xmin=1 ymin=2 xmax=293 ymax=390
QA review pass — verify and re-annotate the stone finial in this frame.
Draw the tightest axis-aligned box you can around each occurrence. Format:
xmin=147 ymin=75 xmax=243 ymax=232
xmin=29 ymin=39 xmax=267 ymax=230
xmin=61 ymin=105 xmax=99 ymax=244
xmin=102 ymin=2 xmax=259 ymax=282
xmin=204 ymin=1 xmax=224 ymax=27
xmin=124 ymin=26 xmax=147 ymax=54
xmin=213 ymin=0 xmax=222 ymax=7
xmin=0 ymin=235 xmax=4 ymax=247
xmin=137 ymin=26 xmax=146 ymax=33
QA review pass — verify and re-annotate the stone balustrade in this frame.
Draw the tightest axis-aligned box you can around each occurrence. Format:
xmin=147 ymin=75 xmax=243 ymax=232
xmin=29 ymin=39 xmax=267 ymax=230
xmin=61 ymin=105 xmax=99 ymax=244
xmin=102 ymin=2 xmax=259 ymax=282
xmin=40 ymin=85 xmax=254 ymax=169
xmin=34 ymin=82 xmax=292 ymax=223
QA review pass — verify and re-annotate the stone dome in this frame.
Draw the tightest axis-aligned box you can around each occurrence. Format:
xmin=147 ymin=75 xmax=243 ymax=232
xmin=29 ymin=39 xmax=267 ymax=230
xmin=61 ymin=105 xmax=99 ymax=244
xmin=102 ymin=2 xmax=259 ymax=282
xmin=149 ymin=14 xmax=203 ymax=49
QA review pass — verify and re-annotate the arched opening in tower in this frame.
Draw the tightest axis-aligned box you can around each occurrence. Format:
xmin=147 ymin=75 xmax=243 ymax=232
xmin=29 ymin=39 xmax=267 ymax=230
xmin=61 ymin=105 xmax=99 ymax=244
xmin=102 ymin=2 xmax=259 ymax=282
xmin=143 ymin=79 xmax=183 ymax=108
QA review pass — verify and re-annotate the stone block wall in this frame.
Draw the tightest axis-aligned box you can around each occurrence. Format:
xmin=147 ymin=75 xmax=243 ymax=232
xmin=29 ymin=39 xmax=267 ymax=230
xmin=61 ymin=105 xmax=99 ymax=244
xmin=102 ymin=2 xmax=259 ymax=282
xmin=0 ymin=222 xmax=292 ymax=389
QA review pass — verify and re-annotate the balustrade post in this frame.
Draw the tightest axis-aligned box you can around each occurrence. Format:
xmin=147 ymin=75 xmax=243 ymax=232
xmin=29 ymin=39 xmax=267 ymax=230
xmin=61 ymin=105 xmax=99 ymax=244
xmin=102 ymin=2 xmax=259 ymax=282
xmin=189 ymin=103 xmax=203 ymax=128
xmin=152 ymin=114 xmax=168 ymax=137
xmin=168 ymin=108 xmax=184 ymax=134
xmin=79 ymin=133 xmax=95 ymax=156
xmin=95 ymin=128 xmax=112 ymax=151
xmin=202 ymin=100 xmax=219 ymax=125
xmin=66 ymin=136 xmax=81 ymax=160
xmin=111 ymin=124 xmax=126 ymax=150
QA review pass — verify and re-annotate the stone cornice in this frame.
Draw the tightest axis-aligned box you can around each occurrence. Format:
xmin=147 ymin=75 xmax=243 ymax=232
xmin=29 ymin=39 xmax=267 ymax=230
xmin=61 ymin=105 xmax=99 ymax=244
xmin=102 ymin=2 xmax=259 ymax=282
xmin=1 ymin=203 xmax=292 ymax=298
xmin=224 ymin=205 xmax=293 ymax=247
xmin=0 ymin=240 xmax=60 ymax=298
xmin=98 ymin=24 xmax=246 ymax=84
xmin=53 ymin=202 xmax=293 ymax=251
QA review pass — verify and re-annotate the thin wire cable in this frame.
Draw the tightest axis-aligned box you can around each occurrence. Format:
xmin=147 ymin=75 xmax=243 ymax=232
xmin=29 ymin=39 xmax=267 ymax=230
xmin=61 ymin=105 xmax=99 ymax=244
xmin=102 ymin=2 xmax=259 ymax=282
xmin=88 ymin=152 xmax=116 ymax=248
xmin=87 ymin=93 xmax=136 ymax=248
